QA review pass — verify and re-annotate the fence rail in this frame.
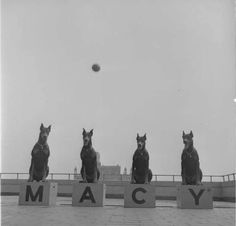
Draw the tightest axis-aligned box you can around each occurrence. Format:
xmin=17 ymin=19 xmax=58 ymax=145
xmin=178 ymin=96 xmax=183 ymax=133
xmin=0 ymin=172 xmax=235 ymax=182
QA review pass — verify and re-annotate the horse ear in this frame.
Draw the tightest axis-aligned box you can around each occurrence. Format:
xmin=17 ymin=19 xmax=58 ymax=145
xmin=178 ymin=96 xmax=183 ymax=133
xmin=90 ymin=129 xmax=93 ymax=136
xmin=48 ymin=125 xmax=51 ymax=132
xmin=190 ymin=130 xmax=193 ymax=138
xmin=143 ymin=133 xmax=147 ymax=140
xmin=182 ymin=131 xmax=185 ymax=137
xmin=40 ymin=123 xmax=44 ymax=130
xmin=82 ymin=128 xmax=86 ymax=135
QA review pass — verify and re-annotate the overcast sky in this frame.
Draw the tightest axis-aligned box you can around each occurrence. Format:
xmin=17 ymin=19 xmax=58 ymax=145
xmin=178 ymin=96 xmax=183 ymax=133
xmin=1 ymin=0 xmax=236 ymax=176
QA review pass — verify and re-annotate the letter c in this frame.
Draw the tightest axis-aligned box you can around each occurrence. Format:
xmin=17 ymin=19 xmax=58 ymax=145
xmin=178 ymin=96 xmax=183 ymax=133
xmin=132 ymin=187 xmax=147 ymax=204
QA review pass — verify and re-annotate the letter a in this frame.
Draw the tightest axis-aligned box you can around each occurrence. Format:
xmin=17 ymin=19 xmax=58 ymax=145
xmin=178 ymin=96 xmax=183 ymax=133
xmin=188 ymin=188 xmax=205 ymax=205
xmin=79 ymin=186 xmax=96 ymax=203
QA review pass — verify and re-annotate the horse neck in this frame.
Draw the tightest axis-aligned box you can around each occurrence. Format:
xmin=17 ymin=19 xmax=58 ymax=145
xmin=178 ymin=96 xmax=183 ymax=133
xmin=38 ymin=135 xmax=47 ymax=146
xmin=83 ymin=142 xmax=92 ymax=150
xmin=184 ymin=144 xmax=194 ymax=152
xmin=137 ymin=146 xmax=146 ymax=152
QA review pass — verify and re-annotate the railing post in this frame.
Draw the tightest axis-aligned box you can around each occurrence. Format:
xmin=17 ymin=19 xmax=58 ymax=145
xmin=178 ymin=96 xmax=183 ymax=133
xmin=155 ymin=175 xmax=157 ymax=181
xmin=233 ymin=173 xmax=235 ymax=181
xmin=223 ymin=176 xmax=225 ymax=182
xmin=17 ymin=173 xmax=19 ymax=179
xmin=128 ymin=175 xmax=131 ymax=182
xmin=228 ymin=175 xmax=230 ymax=181
xmin=68 ymin=174 xmax=70 ymax=180
xmin=210 ymin=176 xmax=212 ymax=182
xmin=172 ymin=175 xmax=175 ymax=182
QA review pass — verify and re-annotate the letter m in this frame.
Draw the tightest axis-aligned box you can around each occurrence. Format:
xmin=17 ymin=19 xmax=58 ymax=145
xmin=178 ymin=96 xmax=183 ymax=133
xmin=25 ymin=185 xmax=43 ymax=202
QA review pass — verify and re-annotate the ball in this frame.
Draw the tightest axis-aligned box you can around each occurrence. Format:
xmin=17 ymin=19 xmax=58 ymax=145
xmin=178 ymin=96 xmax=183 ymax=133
xmin=92 ymin=64 xmax=100 ymax=72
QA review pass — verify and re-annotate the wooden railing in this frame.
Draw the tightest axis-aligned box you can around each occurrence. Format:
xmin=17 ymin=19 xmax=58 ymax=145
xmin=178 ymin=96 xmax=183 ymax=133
xmin=0 ymin=172 xmax=235 ymax=182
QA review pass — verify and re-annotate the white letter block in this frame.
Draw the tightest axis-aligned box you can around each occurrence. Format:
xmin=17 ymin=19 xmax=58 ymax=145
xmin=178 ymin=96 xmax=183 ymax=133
xmin=177 ymin=185 xmax=213 ymax=209
xmin=72 ymin=183 xmax=106 ymax=207
xmin=124 ymin=184 xmax=155 ymax=208
xmin=18 ymin=182 xmax=58 ymax=206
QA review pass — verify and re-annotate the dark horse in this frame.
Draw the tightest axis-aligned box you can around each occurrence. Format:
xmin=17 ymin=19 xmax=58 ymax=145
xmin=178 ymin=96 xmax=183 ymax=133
xmin=131 ymin=133 xmax=152 ymax=184
xmin=80 ymin=128 xmax=100 ymax=183
xmin=181 ymin=131 xmax=202 ymax=185
xmin=28 ymin=123 xmax=51 ymax=182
